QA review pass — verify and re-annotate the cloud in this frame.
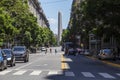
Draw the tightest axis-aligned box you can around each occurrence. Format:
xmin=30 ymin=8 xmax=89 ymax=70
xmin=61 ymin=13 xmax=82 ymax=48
xmin=48 ymin=18 xmax=57 ymax=25
xmin=48 ymin=18 xmax=58 ymax=34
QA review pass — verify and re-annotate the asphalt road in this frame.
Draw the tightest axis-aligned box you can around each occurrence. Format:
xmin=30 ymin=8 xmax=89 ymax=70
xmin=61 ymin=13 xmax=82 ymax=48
xmin=0 ymin=47 xmax=120 ymax=80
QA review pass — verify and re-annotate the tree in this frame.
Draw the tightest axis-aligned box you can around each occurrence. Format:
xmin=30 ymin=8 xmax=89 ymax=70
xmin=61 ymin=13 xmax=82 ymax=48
xmin=0 ymin=7 xmax=18 ymax=45
xmin=0 ymin=0 xmax=54 ymax=48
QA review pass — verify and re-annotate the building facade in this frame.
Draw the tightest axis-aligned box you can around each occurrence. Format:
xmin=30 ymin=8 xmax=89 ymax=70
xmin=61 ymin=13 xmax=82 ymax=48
xmin=28 ymin=0 xmax=49 ymax=28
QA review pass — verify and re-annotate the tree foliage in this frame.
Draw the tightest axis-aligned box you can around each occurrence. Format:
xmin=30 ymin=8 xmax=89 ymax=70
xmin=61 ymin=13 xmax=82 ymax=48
xmin=66 ymin=0 xmax=120 ymax=46
xmin=0 ymin=0 xmax=56 ymax=47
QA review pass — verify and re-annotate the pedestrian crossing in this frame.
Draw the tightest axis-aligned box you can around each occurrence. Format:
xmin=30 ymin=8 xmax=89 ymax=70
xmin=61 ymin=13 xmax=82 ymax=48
xmin=30 ymin=70 xmax=42 ymax=75
xmin=81 ymin=72 xmax=95 ymax=77
xmin=0 ymin=70 xmax=120 ymax=79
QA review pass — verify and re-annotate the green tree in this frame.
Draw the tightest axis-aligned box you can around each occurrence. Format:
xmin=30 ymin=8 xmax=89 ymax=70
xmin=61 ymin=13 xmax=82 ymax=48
xmin=0 ymin=8 xmax=18 ymax=45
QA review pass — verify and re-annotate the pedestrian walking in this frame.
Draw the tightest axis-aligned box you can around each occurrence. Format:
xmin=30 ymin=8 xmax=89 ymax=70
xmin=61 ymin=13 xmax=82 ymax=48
xmin=55 ymin=49 xmax=57 ymax=54
xmin=113 ymin=49 xmax=117 ymax=61
xmin=50 ymin=48 xmax=52 ymax=53
xmin=45 ymin=48 xmax=47 ymax=54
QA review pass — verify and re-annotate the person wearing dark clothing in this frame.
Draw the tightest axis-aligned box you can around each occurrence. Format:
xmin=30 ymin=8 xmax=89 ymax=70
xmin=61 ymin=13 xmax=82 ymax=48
xmin=55 ymin=49 xmax=57 ymax=54
xmin=113 ymin=49 xmax=117 ymax=61
xmin=45 ymin=48 xmax=47 ymax=54
xmin=50 ymin=48 xmax=52 ymax=53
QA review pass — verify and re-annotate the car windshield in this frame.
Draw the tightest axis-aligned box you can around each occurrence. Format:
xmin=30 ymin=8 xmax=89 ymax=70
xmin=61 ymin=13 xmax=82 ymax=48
xmin=13 ymin=48 xmax=25 ymax=51
xmin=3 ymin=50 xmax=11 ymax=55
xmin=103 ymin=49 xmax=111 ymax=54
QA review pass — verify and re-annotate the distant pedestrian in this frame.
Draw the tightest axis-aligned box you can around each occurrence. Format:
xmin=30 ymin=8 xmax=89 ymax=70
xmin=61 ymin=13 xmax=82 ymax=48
xmin=45 ymin=48 xmax=47 ymax=54
xmin=50 ymin=48 xmax=52 ymax=53
xmin=113 ymin=49 xmax=117 ymax=61
xmin=55 ymin=49 xmax=57 ymax=54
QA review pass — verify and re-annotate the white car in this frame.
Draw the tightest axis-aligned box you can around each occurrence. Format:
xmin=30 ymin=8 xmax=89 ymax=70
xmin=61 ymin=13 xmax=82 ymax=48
xmin=41 ymin=47 xmax=47 ymax=51
xmin=84 ymin=49 xmax=91 ymax=56
xmin=98 ymin=49 xmax=114 ymax=60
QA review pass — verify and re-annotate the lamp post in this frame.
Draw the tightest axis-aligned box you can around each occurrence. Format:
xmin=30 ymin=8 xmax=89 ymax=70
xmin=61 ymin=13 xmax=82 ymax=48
xmin=89 ymin=33 xmax=95 ymax=54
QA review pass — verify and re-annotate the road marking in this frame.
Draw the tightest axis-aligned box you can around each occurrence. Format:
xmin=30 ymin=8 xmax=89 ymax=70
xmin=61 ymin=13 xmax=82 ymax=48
xmin=0 ymin=70 xmax=12 ymax=75
xmin=61 ymin=55 xmax=65 ymax=69
xmin=81 ymin=72 xmax=95 ymax=77
xmin=87 ymin=56 xmax=120 ymax=68
xmin=61 ymin=55 xmax=70 ymax=70
xmin=30 ymin=71 xmax=42 ymax=75
xmin=99 ymin=73 xmax=115 ymax=79
xmin=65 ymin=72 xmax=75 ymax=76
xmin=64 ymin=63 xmax=70 ymax=69
xmin=102 ymin=61 xmax=120 ymax=68
xmin=65 ymin=58 xmax=73 ymax=62
xmin=48 ymin=71 xmax=58 ymax=75
xmin=15 ymin=58 xmax=42 ymax=70
xmin=116 ymin=73 xmax=120 ymax=76
xmin=13 ymin=70 xmax=27 ymax=75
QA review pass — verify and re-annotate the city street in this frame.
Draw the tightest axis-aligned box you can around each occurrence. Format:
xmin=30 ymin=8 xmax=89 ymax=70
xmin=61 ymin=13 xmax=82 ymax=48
xmin=0 ymin=47 xmax=120 ymax=80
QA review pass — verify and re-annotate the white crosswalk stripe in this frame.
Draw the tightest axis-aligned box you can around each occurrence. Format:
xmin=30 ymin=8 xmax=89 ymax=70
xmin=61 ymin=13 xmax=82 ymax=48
xmin=30 ymin=71 xmax=42 ymax=75
xmin=65 ymin=71 xmax=75 ymax=76
xmin=0 ymin=69 xmax=119 ymax=79
xmin=13 ymin=70 xmax=27 ymax=75
xmin=99 ymin=73 xmax=115 ymax=79
xmin=0 ymin=70 xmax=12 ymax=75
xmin=81 ymin=72 xmax=95 ymax=77
xmin=48 ymin=71 xmax=58 ymax=75
xmin=116 ymin=73 xmax=120 ymax=76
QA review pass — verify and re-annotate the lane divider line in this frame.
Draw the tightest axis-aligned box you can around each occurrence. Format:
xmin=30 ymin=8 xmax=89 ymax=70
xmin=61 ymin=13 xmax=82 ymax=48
xmin=61 ymin=55 xmax=65 ymax=70
xmin=61 ymin=55 xmax=70 ymax=70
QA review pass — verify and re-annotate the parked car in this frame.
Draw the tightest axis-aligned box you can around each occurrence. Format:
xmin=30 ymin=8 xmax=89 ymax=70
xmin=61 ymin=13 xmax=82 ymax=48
xmin=12 ymin=46 xmax=29 ymax=62
xmin=64 ymin=42 xmax=73 ymax=55
xmin=0 ymin=49 xmax=7 ymax=71
xmin=84 ymin=49 xmax=91 ymax=56
xmin=76 ymin=48 xmax=84 ymax=55
xmin=3 ymin=49 xmax=15 ymax=67
xmin=41 ymin=47 xmax=47 ymax=51
xmin=98 ymin=49 xmax=114 ymax=60
xmin=67 ymin=48 xmax=77 ymax=56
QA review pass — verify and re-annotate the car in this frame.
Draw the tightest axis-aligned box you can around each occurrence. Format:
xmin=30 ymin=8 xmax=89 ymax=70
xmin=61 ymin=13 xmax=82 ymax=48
xmin=67 ymin=48 xmax=77 ymax=56
xmin=0 ymin=49 xmax=7 ymax=71
xmin=98 ymin=49 xmax=114 ymax=60
xmin=84 ymin=49 xmax=91 ymax=56
xmin=76 ymin=48 xmax=84 ymax=55
xmin=41 ymin=47 xmax=47 ymax=51
xmin=64 ymin=42 xmax=73 ymax=54
xmin=12 ymin=46 xmax=29 ymax=62
xmin=3 ymin=49 xmax=15 ymax=67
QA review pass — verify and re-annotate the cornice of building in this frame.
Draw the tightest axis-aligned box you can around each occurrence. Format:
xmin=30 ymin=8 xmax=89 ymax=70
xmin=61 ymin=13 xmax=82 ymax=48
xmin=29 ymin=0 xmax=49 ymax=27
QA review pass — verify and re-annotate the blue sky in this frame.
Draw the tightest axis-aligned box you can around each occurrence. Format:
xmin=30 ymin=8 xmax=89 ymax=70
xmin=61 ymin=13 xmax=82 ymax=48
xmin=39 ymin=0 xmax=73 ymax=34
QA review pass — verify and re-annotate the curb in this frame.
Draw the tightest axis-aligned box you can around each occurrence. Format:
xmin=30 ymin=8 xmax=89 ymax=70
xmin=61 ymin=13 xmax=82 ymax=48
xmin=87 ymin=56 xmax=120 ymax=68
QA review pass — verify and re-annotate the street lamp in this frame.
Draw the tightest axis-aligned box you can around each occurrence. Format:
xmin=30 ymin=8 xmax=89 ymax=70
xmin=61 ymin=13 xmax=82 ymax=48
xmin=89 ymin=33 xmax=95 ymax=54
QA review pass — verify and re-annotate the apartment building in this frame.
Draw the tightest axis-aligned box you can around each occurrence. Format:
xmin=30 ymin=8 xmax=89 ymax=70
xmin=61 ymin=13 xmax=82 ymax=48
xmin=28 ymin=0 xmax=49 ymax=28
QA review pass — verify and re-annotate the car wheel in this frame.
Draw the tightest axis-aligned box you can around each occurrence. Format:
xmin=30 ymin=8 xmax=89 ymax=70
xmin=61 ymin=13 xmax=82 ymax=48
xmin=24 ymin=59 xmax=27 ymax=63
xmin=0 ymin=63 xmax=4 ymax=71
xmin=26 ymin=58 xmax=29 ymax=62
xmin=5 ymin=62 xmax=7 ymax=69
xmin=10 ymin=62 xmax=14 ymax=67
xmin=98 ymin=57 xmax=101 ymax=60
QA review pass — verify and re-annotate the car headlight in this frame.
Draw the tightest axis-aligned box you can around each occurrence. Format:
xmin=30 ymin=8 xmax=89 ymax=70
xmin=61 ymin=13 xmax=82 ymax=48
xmin=7 ymin=58 xmax=11 ymax=61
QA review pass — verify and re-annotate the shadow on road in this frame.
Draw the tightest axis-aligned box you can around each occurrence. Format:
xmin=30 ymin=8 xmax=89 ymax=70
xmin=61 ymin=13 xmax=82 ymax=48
xmin=44 ymin=55 xmax=79 ymax=80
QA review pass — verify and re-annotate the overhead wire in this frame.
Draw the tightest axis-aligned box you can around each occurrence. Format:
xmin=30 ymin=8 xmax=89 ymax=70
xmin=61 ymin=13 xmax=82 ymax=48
xmin=42 ymin=0 xmax=69 ymax=4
